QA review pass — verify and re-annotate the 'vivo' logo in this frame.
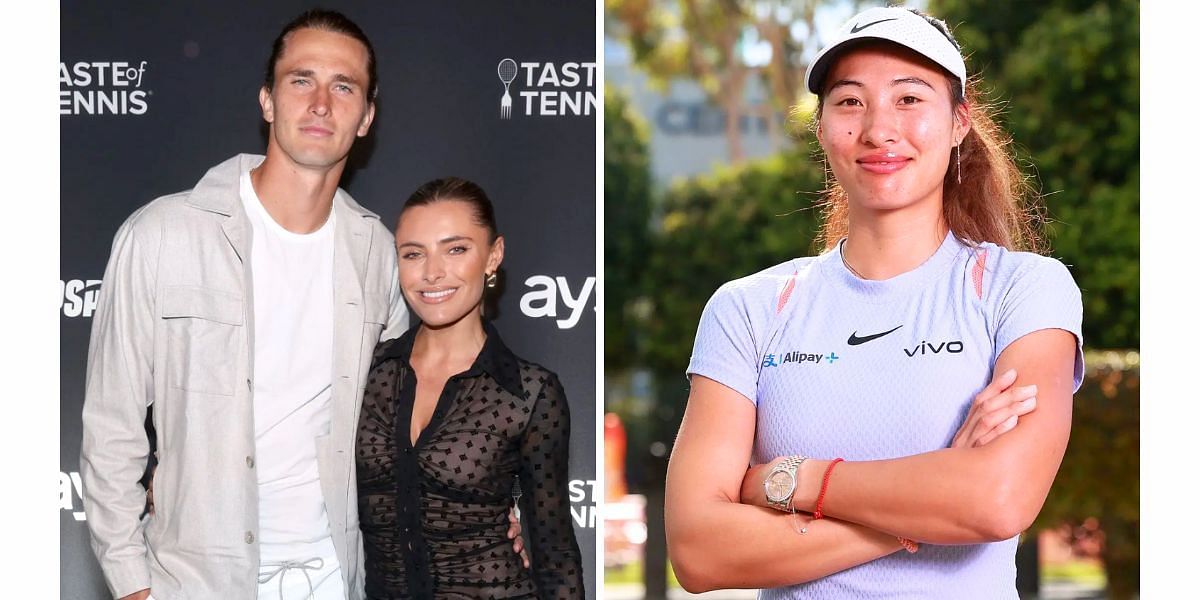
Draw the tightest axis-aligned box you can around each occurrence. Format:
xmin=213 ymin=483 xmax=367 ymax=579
xmin=904 ymin=340 xmax=964 ymax=357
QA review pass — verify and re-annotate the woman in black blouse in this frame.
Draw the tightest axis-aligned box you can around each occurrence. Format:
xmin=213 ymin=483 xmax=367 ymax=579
xmin=356 ymin=177 xmax=584 ymax=599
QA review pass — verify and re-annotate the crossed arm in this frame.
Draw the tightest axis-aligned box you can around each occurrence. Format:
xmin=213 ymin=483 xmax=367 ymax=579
xmin=664 ymin=328 xmax=1076 ymax=592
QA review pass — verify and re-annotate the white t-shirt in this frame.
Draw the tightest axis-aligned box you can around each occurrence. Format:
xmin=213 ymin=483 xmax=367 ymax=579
xmin=240 ymin=172 xmax=342 ymax=596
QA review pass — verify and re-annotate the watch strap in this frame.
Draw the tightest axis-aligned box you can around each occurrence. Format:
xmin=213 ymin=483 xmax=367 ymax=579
xmin=765 ymin=455 xmax=807 ymax=511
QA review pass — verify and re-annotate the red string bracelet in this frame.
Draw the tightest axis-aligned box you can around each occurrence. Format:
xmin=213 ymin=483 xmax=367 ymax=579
xmin=897 ymin=537 xmax=919 ymax=553
xmin=812 ymin=457 xmax=844 ymax=520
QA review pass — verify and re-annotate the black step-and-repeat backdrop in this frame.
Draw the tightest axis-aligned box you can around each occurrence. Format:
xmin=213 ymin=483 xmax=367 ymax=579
xmin=61 ymin=2 xmax=597 ymax=597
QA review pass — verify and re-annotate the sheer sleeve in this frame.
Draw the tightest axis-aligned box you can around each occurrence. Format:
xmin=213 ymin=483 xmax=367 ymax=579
xmin=518 ymin=370 xmax=585 ymax=599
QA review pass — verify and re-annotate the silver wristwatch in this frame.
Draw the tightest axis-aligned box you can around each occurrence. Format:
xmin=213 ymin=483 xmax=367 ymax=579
xmin=764 ymin=455 xmax=807 ymax=511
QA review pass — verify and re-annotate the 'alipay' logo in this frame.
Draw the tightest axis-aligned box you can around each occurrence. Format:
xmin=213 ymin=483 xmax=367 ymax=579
xmin=519 ymin=275 xmax=595 ymax=329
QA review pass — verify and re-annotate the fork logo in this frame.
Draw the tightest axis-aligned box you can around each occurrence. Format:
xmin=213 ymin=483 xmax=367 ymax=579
xmin=494 ymin=58 xmax=597 ymax=118
xmin=498 ymin=58 xmax=517 ymax=119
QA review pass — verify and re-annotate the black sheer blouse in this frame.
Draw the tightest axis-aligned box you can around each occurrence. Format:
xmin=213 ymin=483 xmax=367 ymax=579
xmin=356 ymin=323 xmax=584 ymax=599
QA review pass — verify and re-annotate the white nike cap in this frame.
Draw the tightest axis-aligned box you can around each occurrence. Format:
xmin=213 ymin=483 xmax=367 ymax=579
xmin=804 ymin=6 xmax=966 ymax=95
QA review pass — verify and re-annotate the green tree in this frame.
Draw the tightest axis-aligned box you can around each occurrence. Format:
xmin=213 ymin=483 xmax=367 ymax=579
xmin=641 ymin=142 xmax=827 ymax=372
xmin=605 ymin=88 xmax=655 ymax=369
xmin=1034 ymin=351 xmax=1140 ymax=599
xmin=929 ymin=3 xmax=1141 ymax=591
xmin=932 ymin=0 xmax=1140 ymax=349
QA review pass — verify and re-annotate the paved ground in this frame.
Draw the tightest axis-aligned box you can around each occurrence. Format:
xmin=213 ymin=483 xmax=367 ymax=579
xmin=603 ymin=580 xmax=1114 ymax=599
xmin=603 ymin=585 xmax=755 ymax=600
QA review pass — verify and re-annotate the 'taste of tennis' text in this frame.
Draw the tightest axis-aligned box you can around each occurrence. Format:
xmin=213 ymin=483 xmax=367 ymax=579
xmin=517 ymin=62 xmax=597 ymax=117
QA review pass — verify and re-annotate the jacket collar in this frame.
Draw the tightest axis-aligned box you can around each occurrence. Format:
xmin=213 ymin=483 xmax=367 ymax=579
xmin=377 ymin=321 xmax=524 ymax=398
xmin=185 ymin=153 xmax=382 ymax=223
xmin=186 ymin=154 xmax=383 ymax=266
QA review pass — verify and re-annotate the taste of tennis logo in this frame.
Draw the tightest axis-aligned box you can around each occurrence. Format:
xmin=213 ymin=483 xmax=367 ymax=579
xmin=60 ymin=60 xmax=151 ymax=116
xmin=496 ymin=58 xmax=597 ymax=119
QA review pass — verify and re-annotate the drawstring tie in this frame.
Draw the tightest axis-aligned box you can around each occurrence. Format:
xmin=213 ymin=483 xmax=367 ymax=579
xmin=258 ymin=557 xmax=325 ymax=600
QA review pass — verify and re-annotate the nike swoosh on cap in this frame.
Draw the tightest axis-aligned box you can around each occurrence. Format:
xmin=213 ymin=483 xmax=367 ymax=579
xmin=847 ymin=325 xmax=903 ymax=346
xmin=850 ymin=18 xmax=898 ymax=34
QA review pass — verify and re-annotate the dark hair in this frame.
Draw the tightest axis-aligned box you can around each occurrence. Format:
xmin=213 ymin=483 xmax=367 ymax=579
xmin=264 ymin=9 xmax=378 ymax=101
xmin=400 ymin=177 xmax=500 ymax=243
xmin=812 ymin=10 xmax=1042 ymax=253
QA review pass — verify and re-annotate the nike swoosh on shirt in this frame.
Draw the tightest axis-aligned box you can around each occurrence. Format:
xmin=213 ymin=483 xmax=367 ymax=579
xmin=850 ymin=18 xmax=898 ymax=33
xmin=847 ymin=325 xmax=903 ymax=346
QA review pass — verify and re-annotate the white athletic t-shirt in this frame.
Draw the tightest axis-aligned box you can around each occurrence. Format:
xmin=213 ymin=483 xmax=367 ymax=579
xmin=688 ymin=232 xmax=1084 ymax=599
xmin=240 ymin=172 xmax=343 ymax=598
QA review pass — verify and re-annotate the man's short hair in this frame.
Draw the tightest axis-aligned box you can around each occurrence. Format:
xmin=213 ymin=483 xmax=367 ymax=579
xmin=264 ymin=9 xmax=379 ymax=101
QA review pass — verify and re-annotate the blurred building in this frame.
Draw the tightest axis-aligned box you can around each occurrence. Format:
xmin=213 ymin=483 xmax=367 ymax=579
xmin=604 ymin=38 xmax=792 ymax=187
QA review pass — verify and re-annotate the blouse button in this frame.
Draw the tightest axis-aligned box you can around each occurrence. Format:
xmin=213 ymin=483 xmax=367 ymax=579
xmin=245 ymin=531 xmax=255 ymax=544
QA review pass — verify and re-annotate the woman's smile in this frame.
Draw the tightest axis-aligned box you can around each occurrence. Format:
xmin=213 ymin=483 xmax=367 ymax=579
xmin=417 ymin=287 xmax=458 ymax=302
xmin=857 ymin=151 xmax=911 ymax=174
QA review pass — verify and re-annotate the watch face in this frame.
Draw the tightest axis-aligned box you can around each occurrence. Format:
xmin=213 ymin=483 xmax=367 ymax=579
xmin=765 ymin=470 xmax=793 ymax=502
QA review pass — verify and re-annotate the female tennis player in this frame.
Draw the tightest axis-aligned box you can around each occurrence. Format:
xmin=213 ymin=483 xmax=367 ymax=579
xmin=665 ymin=6 xmax=1083 ymax=598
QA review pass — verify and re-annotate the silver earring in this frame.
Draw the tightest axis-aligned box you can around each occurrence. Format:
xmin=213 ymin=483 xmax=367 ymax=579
xmin=485 ymin=272 xmax=497 ymax=288
xmin=955 ymin=144 xmax=962 ymax=184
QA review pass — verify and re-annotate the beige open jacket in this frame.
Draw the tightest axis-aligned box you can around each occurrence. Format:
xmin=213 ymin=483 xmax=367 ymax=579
xmin=79 ymin=154 xmax=408 ymax=600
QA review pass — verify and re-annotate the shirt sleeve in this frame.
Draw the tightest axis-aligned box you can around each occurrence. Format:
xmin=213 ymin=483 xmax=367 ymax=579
xmin=517 ymin=371 xmax=585 ymax=600
xmin=686 ymin=282 xmax=762 ymax=405
xmin=993 ymin=257 xmax=1085 ymax=391
xmin=79 ymin=211 xmax=156 ymax=598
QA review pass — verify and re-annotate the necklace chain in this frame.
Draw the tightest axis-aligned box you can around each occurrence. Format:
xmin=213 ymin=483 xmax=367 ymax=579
xmin=840 ymin=242 xmax=866 ymax=279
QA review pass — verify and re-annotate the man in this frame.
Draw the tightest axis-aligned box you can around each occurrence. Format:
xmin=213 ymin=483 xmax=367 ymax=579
xmin=80 ymin=10 xmax=519 ymax=600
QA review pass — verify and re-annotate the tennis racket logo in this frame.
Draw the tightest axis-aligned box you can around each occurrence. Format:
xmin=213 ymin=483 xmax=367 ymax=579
xmin=498 ymin=58 xmax=518 ymax=119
